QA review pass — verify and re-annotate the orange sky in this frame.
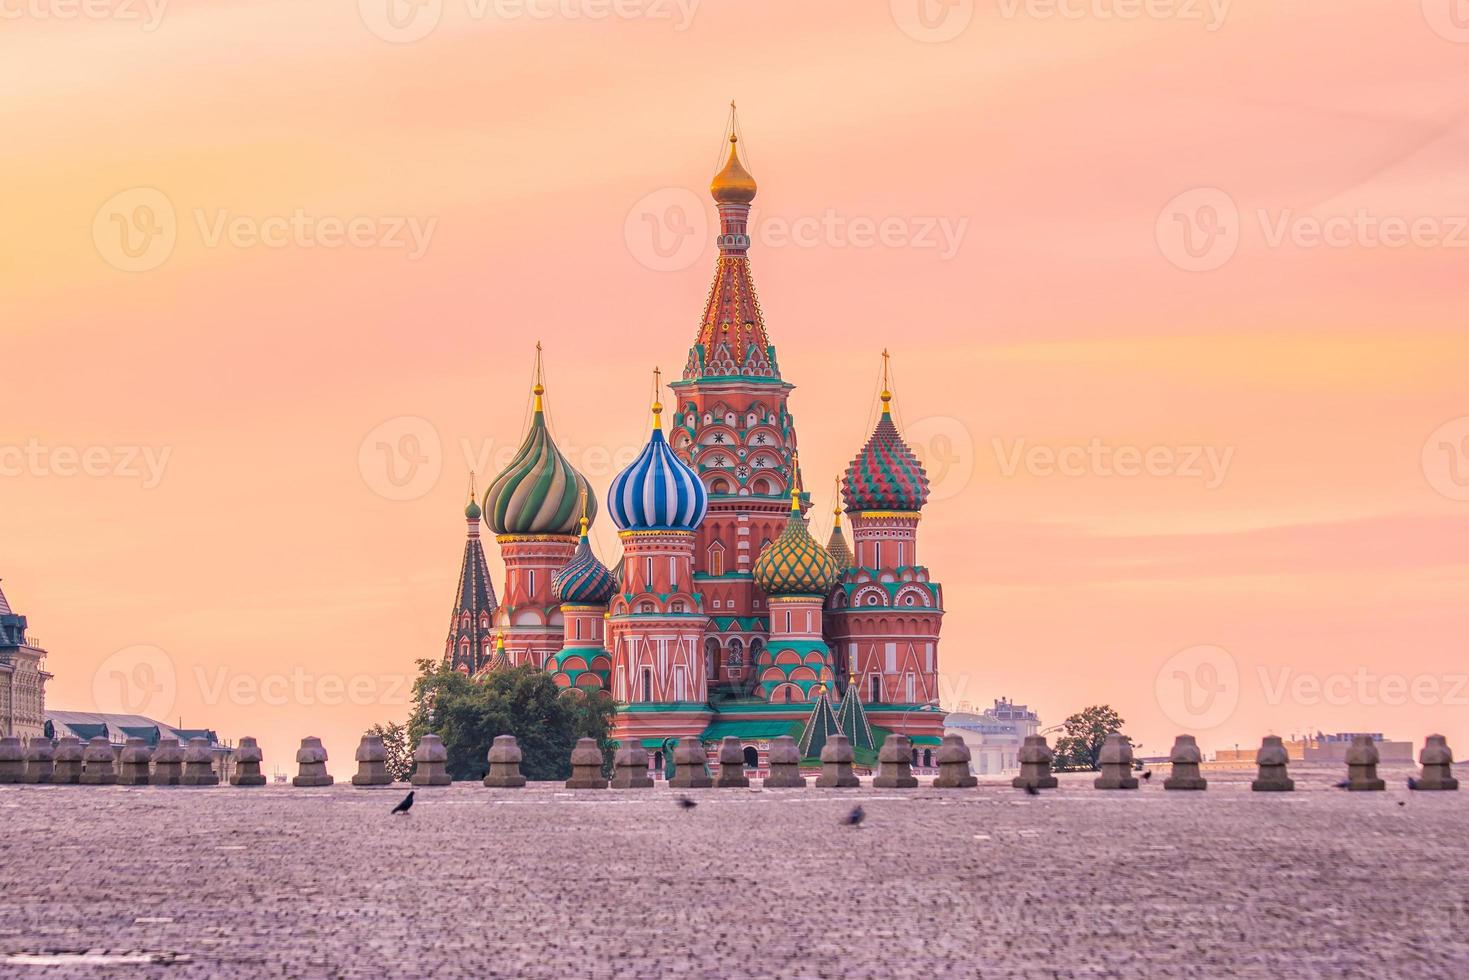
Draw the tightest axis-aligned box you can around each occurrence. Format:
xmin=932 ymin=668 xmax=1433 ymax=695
xmin=4 ymin=0 xmax=1468 ymax=773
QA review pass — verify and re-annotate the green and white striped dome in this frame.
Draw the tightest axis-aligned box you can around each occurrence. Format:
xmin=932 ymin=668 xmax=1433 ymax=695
xmin=483 ymin=384 xmax=596 ymax=536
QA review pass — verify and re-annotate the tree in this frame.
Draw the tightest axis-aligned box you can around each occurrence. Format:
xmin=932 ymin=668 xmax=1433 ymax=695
xmin=397 ymin=660 xmax=615 ymax=781
xmin=367 ymin=722 xmax=413 ymax=782
xmin=1051 ymin=705 xmax=1128 ymax=772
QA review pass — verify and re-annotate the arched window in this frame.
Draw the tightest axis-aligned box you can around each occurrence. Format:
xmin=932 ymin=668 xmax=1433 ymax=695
xmin=728 ymin=637 xmax=745 ymax=668
xmin=704 ymin=638 xmax=721 ymax=680
xmin=641 ymin=668 xmax=653 ymax=702
xmin=922 ymin=748 xmax=933 ymax=768
xmin=708 ymin=544 xmax=725 ymax=576
xmin=870 ymin=674 xmax=882 ymax=703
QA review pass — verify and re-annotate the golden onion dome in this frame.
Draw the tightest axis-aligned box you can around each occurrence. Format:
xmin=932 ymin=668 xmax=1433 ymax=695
xmin=754 ymin=483 xmax=840 ymax=597
xmin=710 ymin=134 xmax=757 ymax=205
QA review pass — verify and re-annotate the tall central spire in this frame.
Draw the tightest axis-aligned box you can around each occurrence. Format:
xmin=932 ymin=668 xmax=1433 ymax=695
xmin=685 ymin=103 xmax=777 ymax=382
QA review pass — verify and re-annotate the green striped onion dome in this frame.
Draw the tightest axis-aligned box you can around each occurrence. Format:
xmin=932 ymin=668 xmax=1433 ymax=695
xmin=484 ymin=396 xmax=596 ymax=536
xmin=754 ymin=505 xmax=839 ymax=596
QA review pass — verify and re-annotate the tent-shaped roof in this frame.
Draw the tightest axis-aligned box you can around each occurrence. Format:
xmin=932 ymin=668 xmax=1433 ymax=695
xmin=797 ymin=696 xmax=841 ymax=761
xmin=836 ymin=682 xmax=876 ymax=753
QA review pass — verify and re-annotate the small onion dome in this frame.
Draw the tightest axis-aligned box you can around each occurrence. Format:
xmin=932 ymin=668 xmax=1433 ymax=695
xmin=710 ymin=133 xmax=757 ymax=205
xmin=487 ymin=633 xmax=510 ymax=672
xmin=842 ymin=384 xmax=930 ymax=513
xmin=465 ymin=498 xmax=482 ymax=521
xmin=608 ymin=382 xmax=708 ymax=532
xmin=484 ymin=381 xmax=596 ymax=536
xmin=754 ymin=489 xmax=840 ymax=596
xmin=826 ymin=506 xmax=853 ymax=575
xmin=552 ymin=518 xmax=616 ymax=605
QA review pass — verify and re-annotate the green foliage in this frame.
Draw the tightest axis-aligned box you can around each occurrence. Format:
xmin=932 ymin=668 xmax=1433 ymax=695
xmin=400 ymin=659 xmax=615 ymax=781
xmin=1051 ymin=704 xmax=1127 ymax=772
xmin=367 ymin=721 xmax=413 ymax=782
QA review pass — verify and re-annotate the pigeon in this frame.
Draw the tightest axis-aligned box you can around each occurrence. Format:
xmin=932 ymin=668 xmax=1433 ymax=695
xmin=1024 ymin=784 xmax=1039 ymax=796
xmin=1141 ymin=770 xmax=1152 ymax=781
xmin=391 ymin=790 xmax=414 ymax=814
xmin=1398 ymin=801 xmax=1406 ymax=807
xmin=1334 ymin=780 xmax=1351 ymax=789
xmin=1408 ymin=777 xmax=1419 ymax=791
xmin=675 ymin=795 xmax=697 ymax=810
xmin=844 ymin=805 xmax=865 ymax=827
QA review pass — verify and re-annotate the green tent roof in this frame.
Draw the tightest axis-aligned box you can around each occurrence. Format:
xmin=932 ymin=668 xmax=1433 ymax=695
xmin=797 ymin=697 xmax=841 ymax=760
xmin=701 ymin=719 xmax=802 ymax=742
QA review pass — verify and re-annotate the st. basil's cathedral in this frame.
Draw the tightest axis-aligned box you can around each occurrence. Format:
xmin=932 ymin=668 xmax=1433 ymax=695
xmin=443 ymin=120 xmax=946 ymax=768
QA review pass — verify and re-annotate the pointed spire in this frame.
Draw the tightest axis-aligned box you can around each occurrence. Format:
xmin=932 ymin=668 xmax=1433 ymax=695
xmin=650 ymin=367 xmax=663 ymax=430
xmin=836 ymin=680 xmax=876 ymax=753
xmin=798 ymin=691 xmax=842 ymax=760
xmin=880 ymin=348 xmax=892 ymax=415
xmin=532 ymin=340 xmax=545 ymax=414
xmin=789 ymin=451 xmax=802 ymax=513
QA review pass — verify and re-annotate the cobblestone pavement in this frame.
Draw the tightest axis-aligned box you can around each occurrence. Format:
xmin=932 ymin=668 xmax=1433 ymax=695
xmin=1 ymin=765 xmax=1465 ymax=979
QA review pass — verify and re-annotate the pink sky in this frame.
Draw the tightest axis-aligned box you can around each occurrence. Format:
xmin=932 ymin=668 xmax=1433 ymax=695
xmin=4 ymin=0 xmax=1468 ymax=773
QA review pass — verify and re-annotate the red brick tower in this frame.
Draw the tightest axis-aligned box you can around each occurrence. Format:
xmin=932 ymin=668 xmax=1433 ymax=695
xmin=668 ymin=115 xmax=804 ymax=696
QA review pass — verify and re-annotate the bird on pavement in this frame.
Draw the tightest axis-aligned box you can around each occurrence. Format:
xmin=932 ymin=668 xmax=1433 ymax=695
xmin=844 ymin=805 xmax=865 ymax=827
xmin=1408 ymin=777 xmax=1419 ymax=790
xmin=391 ymin=790 xmax=414 ymax=814
xmin=1334 ymin=780 xmax=1351 ymax=789
xmin=1141 ymin=770 xmax=1152 ymax=781
xmin=676 ymin=795 xmax=697 ymax=810
xmin=1024 ymin=784 xmax=1039 ymax=796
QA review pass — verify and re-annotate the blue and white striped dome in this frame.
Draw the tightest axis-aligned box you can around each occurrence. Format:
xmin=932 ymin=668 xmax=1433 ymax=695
xmin=608 ymin=418 xmax=708 ymax=532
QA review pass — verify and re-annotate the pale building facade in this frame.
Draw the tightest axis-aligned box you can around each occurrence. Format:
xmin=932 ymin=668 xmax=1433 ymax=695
xmin=0 ymin=580 xmax=50 ymax=740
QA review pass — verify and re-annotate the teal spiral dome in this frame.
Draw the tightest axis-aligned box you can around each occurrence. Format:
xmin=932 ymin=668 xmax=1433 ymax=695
xmin=552 ymin=521 xmax=616 ymax=605
xmin=484 ymin=385 xmax=596 ymax=536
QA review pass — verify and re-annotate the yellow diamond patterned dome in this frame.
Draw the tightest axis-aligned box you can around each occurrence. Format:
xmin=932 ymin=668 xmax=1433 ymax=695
xmin=754 ymin=490 xmax=839 ymax=596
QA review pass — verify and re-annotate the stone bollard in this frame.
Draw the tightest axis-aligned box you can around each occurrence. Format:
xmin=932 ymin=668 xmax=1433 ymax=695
xmin=1415 ymin=734 xmax=1458 ymax=791
xmin=231 ymin=737 xmax=266 ymax=786
xmin=715 ymin=736 xmax=750 ymax=788
xmin=293 ymin=736 xmax=333 ymax=787
xmin=150 ymin=738 xmax=184 ymax=786
xmin=874 ymin=734 xmax=918 ymax=789
xmin=565 ymin=738 xmax=608 ymax=789
xmin=610 ymin=741 xmax=653 ymax=789
xmin=51 ymin=736 xmax=84 ymax=784
xmin=669 ymin=736 xmax=713 ymax=789
xmin=80 ymin=736 xmax=118 ymax=785
xmin=1093 ymin=734 xmax=1138 ymax=790
xmin=117 ymin=738 xmax=153 ymax=786
xmin=1345 ymin=734 xmax=1385 ymax=791
xmin=410 ymin=734 xmax=451 ymax=787
xmin=1013 ymin=735 xmax=1059 ymax=790
xmin=934 ymin=734 xmax=977 ymax=789
xmin=351 ymin=734 xmax=392 ymax=787
xmin=484 ymin=735 xmax=526 ymax=788
xmin=1251 ymin=735 xmax=1294 ymax=792
xmin=0 ymin=736 xmax=24 ymax=783
xmin=1163 ymin=735 xmax=1207 ymax=790
xmin=763 ymin=735 xmax=806 ymax=788
xmin=182 ymin=737 xmax=220 ymax=786
xmin=816 ymin=734 xmax=860 ymax=788
xmin=23 ymin=737 xmax=55 ymax=784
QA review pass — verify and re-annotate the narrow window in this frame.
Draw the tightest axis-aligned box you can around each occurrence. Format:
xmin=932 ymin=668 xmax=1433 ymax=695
xmin=642 ymin=668 xmax=653 ymax=702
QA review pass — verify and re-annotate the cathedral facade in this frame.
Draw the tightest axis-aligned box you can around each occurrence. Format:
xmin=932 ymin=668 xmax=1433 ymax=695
xmin=442 ymin=121 xmax=946 ymax=765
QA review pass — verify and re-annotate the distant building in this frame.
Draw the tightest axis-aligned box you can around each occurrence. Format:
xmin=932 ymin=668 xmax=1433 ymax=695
xmin=0 ymin=579 xmax=51 ymax=740
xmin=44 ymin=710 xmax=236 ymax=778
xmin=944 ymin=699 xmax=1041 ymax=775
xmin=1213 ymin=732 xmax=1414 ymax=765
